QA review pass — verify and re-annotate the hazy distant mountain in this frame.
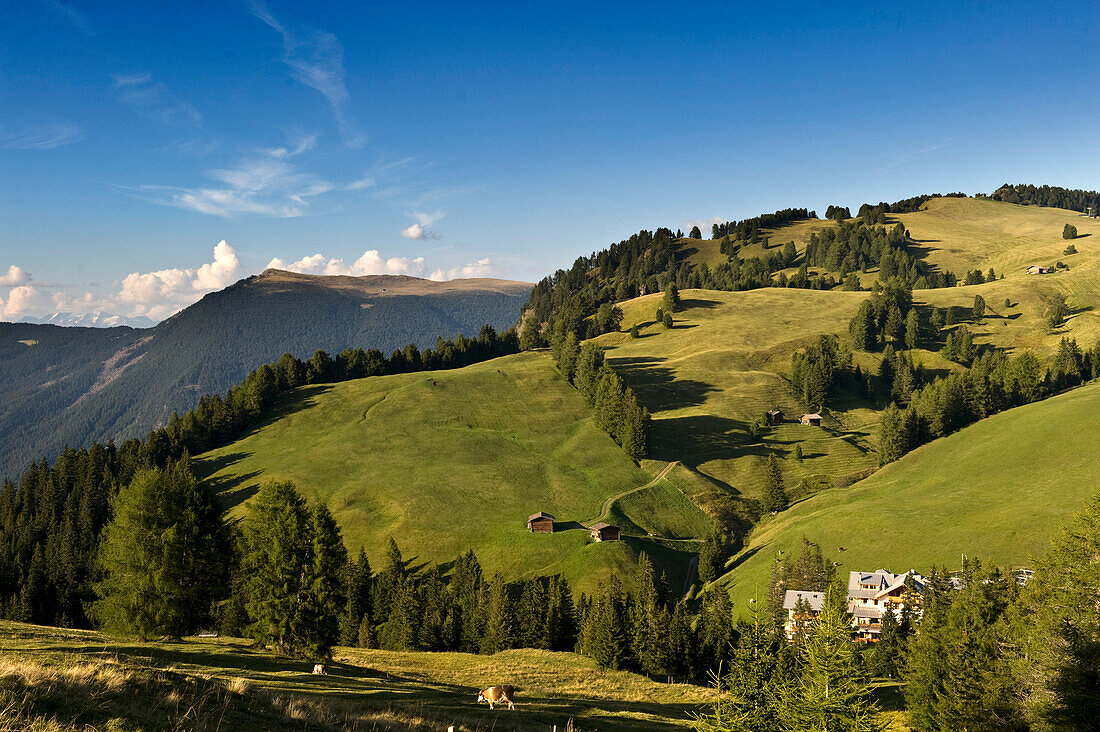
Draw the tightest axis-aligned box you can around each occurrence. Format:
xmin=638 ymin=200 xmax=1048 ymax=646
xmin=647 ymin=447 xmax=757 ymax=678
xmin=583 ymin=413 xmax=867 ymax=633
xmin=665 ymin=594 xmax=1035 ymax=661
xmin=1 ymin=269 xmax=531 ymax=477
xmin=18 ymin=311 xmax=156 ymax=329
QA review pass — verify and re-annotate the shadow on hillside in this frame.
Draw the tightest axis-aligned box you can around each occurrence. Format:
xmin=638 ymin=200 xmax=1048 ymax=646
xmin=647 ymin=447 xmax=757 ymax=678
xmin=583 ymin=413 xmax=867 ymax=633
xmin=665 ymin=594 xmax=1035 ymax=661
xmin=680 ymin=297 xmax=722 ymax=310
xmin=609 ymin=356 xmax=717 ymax=412
xmin=648 ymin=414 xmax=773 ymax=467
xmin=553 ymin=520 xmax=587 ymax=533
xmin=724 ymin=545 xmax=764 ymax=575
xmin=244 ymin=384 xmax=337 ymax=436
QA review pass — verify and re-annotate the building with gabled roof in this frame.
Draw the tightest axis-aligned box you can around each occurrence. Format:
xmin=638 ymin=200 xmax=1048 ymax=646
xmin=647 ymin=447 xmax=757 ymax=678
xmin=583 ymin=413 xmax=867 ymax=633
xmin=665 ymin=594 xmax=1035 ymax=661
xmin=782 ymin=568 xmax=929 ymax=643
xmin=782 ymin=590 xmax=826 ymax=640
xmin=527 ymin=512 xmax=555 ymax=533
xmin=589 ymin=522 xmax=620 ymax=541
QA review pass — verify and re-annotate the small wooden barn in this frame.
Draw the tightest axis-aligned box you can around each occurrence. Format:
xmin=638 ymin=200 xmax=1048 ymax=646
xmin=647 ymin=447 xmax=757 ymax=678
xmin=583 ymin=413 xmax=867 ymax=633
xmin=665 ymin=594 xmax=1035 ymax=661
xmin=800 ymin=413 xmax=822 ymax=426
xmin=527 ymin=512 xmax=555 ymax=533
xmin=765 ymin=409 xmax=784 ymax=426
xmin=589 ymin=522 xmax=621 ymax=542
xmin=1027 ymin=265 xmax=1051 ymax=275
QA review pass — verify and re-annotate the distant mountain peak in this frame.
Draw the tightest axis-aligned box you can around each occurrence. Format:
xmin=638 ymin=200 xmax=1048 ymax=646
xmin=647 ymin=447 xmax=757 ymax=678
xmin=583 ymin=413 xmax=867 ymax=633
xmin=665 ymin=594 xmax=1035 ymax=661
xmin=18 ymin=311 xmax=155 ymax=329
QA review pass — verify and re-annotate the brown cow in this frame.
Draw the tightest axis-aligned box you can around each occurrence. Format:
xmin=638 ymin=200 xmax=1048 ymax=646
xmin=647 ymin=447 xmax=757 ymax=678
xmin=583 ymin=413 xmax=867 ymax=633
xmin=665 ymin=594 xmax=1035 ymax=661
xmin=476 ymin=685 xmax=516 ymax=710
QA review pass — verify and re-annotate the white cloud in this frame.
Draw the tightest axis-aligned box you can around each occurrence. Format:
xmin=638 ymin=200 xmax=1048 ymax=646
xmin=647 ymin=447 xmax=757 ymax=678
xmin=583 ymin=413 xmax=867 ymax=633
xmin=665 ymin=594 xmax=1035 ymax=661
xmin=400 ymin=223 xmax=441 ymax=240
xmin=0 ymin=265 xmax=31 ymax=286
xmin=112 ymin=73 xmax=203 ymax=127
xmin=264 ymin=133 xmax=318 ymax=160
xmin=267 ymin=250 xmax=426 ymax=277
xmin=345 ymin=176 xmax=375 ymax=190
xmin=112 ymin=240 xmax=242 ymax=319
xmin=0 ymin=121 xmax=83 ymax=150
xmin=130 ymin=156 xmax=334 ymax=218
xmin=430 ymin=258 xmax=494 ymax=281
xmin=683 ymin=216 xmax=726 ymax=233
xmin=0 ymin=286 xmax=52 ymax=319
xmin=401 ymin=211 xmax=444 ymax=239
xmin=251 ymin=2 xmax=363 ymax=147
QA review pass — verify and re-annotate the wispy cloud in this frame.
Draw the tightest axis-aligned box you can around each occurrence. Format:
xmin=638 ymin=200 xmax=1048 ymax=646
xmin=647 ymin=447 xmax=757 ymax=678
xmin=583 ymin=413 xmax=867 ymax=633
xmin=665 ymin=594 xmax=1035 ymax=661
xmin=0 ymin=265 xmax=32 ymax=286
xmin=126 ymin=151 xmax=335 ymax=218
xmin=40 ymin=0 xmax=97 ymax=35
xmin=0 ymin=121 xmax=83 ymax=150
xmin=251 ymin=2 xmax=363 ymax=147
xmin=112 ymin=73 xmax=203 ymax=128
xmin=264 ymin=132 xmax=318 ymax=159
xmin=879 ymin=140 xmax=953 ymax=173
xmin=267 ymin=250 xmax=426 ymax=277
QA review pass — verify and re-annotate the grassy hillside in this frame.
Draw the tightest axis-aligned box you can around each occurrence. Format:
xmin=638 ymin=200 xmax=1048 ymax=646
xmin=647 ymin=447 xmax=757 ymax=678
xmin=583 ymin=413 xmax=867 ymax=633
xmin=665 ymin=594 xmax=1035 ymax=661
xmin=0 ymin=620 xmax=712 ymax=731
xmin=1 ymin=270 xmax=531 ymax=479
xmin=196 ymin=351 xmax=705 ymax=595
xmin=717 ymin=379 xmax=1100 ymax=611
xmin=596 ymin=288 xmax=879 ymax=531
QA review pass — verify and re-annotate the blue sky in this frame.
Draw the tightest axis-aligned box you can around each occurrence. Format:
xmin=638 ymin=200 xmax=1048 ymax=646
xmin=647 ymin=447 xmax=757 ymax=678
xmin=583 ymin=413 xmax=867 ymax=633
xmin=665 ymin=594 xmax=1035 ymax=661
xmin=1 ymin=1 xmax=1098 ymax=321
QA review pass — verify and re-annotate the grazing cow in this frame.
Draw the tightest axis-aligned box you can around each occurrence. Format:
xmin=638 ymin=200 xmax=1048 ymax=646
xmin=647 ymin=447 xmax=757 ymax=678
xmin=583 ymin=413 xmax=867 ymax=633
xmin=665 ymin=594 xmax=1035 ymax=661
xmin=312 ymin=664 xmax=326 ymax=675
xmin=476 ymin=685 xmax=517 ymax=710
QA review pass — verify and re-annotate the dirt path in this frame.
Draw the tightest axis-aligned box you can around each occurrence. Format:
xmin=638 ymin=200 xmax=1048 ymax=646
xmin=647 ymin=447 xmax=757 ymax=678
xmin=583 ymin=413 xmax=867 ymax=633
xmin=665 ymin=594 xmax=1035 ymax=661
xmin=583 ymin=460 xmax=679 ymax=527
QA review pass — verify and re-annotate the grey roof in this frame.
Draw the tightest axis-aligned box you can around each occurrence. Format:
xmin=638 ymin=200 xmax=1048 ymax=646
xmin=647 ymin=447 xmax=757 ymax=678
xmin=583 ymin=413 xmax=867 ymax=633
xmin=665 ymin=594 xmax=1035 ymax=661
xmin=801 ymin=413 xmax=822 ymax=420
xmin=782 ymin=590 xmax=826 ymax=612
xmin=528 ymin=512 xmax=555 ymax=522
xmin=849 ymin=604 xmax=885 ymax=619
xmin=590 ymin=522 xmax=616 ymax=531
xmin=848 ymin=569 xmax=927 ymax=599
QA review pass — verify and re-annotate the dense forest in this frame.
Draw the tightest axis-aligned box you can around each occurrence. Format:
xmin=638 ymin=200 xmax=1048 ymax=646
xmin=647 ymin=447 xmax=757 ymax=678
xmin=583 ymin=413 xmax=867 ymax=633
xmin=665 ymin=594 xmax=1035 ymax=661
xmin=0 ymin=272 xmax=530 ymax=478
xmin=991 ymin=183 xmax=1100 ymax=212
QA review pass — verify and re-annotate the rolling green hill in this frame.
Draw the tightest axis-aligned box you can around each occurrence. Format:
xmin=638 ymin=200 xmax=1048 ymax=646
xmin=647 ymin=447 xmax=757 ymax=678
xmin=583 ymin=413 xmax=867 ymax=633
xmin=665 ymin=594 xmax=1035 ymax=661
xmin=716 ymin=378 xmax=1100 ymax=611
xmin=195 ymin=351 xmax=709 ymax=595
xmin=1 ymin=270 xmax=531 ymax=479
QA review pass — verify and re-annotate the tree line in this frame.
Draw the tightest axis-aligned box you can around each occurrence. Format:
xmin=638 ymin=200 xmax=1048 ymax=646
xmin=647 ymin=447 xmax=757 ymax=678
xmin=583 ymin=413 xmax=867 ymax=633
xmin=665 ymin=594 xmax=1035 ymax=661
xmin=991 ymin=183 xmax=1100 ymax=213
xmin=707 ymin=208 xmax=816 ymax=242
xmin=806 ymin=221 xmax=959 ymax=290
xmin=550 ymin=334 xmax=649 ymax=460
xmin=0 ymin=325 xmax=518 ymax=627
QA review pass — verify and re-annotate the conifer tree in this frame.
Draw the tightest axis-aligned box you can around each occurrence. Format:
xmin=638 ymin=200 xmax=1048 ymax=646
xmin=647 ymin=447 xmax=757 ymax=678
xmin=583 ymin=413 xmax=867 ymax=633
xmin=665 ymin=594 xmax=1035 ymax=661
xmin=904 ymin=308 xmax=920 ymax=349
xmin=482 ymin=574 xmax=517 ymax=654
xmin=781 ymin=593 xmax=879 ymax=731
xmin=585 ymin=577 xmax=629 ymax=670
xmin=972 ymin=294 xmax=987 ymax=319
xmin=341 ymin=549 xmax=373 ymax=645
xmin=849 ymin=300 xmax=876 ymax=351
xmin=93 ymin=463 xmax=229 ymax=640
xmin=762 ymin=454 xmax=788 ymax=513
xmin=663 ymin=283 xmax=682 ymax=313
xmin=303 ymin=503 xmax=348 ymax=657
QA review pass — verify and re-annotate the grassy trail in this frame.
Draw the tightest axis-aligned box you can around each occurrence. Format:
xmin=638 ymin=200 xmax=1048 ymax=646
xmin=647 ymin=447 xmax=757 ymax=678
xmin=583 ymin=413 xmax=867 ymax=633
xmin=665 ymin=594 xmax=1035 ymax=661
xmin=584 ymin=460 xmax=679 ymax=526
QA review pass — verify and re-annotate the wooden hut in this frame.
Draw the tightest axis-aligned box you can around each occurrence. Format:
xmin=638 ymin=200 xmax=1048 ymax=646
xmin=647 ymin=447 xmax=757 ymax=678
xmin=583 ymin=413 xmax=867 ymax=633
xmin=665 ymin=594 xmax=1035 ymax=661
xmin=800 ymin=413 xmax=822 ymax=426
xmin=765 ymin=409 xmax=784 ymax=426
xmin=589 ymin=522 xmax=621 ymax=542
xmin=527 ymin=512 xmax=555 ymax=533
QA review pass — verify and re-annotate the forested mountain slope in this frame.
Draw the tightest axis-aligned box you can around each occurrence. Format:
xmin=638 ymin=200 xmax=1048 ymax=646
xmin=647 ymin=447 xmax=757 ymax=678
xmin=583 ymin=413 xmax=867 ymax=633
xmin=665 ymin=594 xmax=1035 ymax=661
xmin=0 ymin=270 xmax=530 ymax=478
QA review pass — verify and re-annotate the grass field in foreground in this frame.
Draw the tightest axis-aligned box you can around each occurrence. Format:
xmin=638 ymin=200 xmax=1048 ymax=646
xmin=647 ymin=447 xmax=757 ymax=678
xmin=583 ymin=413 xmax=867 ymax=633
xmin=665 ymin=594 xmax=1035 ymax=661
xmin=0 ymin=620 xmax=712 ymax=731
xmin=195 ymin=351 xmax=702 ymax=595
xmin=716 ymin=379 xmax=1100 ymax=613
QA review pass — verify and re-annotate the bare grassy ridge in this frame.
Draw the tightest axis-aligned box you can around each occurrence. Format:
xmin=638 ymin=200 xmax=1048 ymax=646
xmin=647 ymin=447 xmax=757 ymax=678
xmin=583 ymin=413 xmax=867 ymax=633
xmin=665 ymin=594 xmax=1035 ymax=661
xmin=0 ymin=621 xmax=711 ymax=731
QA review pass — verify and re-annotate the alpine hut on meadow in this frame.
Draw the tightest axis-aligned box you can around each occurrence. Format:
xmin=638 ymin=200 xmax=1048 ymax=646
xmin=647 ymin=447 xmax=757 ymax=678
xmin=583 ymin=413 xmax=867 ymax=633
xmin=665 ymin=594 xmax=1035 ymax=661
xmin=527 ymin=512 xmax=555 ymax=533
xmin=765 ymin=409 xmax=784 ymax=426
xmin=800 ymin=413 xmax=823 ymax=426
xmin=589 ymin=522 xmax=621 ymax=542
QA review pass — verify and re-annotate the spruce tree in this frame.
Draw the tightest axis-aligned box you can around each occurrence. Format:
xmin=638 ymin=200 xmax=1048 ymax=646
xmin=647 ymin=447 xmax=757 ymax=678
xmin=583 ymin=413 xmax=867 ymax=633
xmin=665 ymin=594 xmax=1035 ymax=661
xmin=972 ymin=294 xmax=987 ymax=319
xmin=482 ymin=574 xmax=517 ymax=654
xmin=93 ymin=463 xmax=229 ymax=640
xmin=303 ymin=503 xmax=347 ymax=658
xmin=341 ymin=549 xmax=373 ymax=645
xmin=904 ymin=308 xmax=920 ymax=349
xmin=663 ymin=283 xmax=682 ymax=313
xmin=781 ymin=593 xmax=879 ymax=731
xmin=762 ymin=454 xmax=788 ymax=513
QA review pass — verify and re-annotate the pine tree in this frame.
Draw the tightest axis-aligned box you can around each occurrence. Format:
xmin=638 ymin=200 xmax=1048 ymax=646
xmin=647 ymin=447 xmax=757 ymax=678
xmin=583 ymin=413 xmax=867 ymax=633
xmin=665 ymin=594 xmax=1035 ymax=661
xmin=663 ymin=283 xmax=682 ymax=314
xmin=303 ymin=503 xmax=348 ymax=658
xmin=585 ymin=577 xmax=629 ymax=670
xmin=341 ymin=549 xmax=373 ymax=645
xmin=93 ymin=463 xmax=229 ymax=640
xmin=762 ymin=455 xmax=788 ymax=513
xmin=849 ymin=300 xmax=877 ymax=352
xmin=972 ymin=294 xmax=987 ymax=319
xmin=781 ymin=593 xmax=879 ymax=730
xmin=240 ymin=481 xmax=314 ymax=656
xmin=482 ymin=574 xmax=517 ymax=654
xmin=904 ymin=308 xmax=920 ymax=349
xmin=663 ymin=311 xmax=674 ymax=329
xmin=690 ymin=601 xmax=790 ymax=732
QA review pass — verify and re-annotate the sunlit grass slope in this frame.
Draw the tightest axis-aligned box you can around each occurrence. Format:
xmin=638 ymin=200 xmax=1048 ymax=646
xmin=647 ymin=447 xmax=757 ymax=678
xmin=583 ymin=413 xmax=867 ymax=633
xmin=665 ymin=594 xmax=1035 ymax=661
xmin=717 ymin=379 xmax=1100 ymax=612
xmin=599 ymin=289 xmax=879 ymax=524
xmin=196 ymin=351 xmax=702 ymax=595
xmin=0 ymin=620 xmax=712 ymax=731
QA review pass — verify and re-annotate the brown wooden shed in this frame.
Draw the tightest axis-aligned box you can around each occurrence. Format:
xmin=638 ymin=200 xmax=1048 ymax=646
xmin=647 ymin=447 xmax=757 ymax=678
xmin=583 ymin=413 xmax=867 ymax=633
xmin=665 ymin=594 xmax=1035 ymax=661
xmin=527 ymin=512 xmax=555 ymax=533
xmin=766 ymin=409 xmax=784 ymax=426
xmin=800 ymin=413 xmax=822 ymax=426
xmin=589 ymin=522 xmax=621 ymax=542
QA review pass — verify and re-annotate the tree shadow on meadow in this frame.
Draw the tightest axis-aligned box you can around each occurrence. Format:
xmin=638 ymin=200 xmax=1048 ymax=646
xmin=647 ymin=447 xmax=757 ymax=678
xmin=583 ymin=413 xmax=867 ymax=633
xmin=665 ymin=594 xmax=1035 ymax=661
xmin=608 ymin=356 xmax=717 ymax=412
